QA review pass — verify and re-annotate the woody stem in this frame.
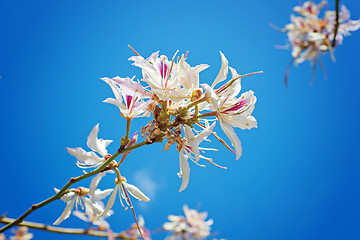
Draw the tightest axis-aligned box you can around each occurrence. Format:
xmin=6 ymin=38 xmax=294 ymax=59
xmin=332 ymin=0 xmax=340 ymax=47
xmin=0 ymin=216 xmax=131 ymax=239
xmin=0 ymin=140 xmax=150 ymax=233
xmin=125 ymin=119 xmax=132 ymax=140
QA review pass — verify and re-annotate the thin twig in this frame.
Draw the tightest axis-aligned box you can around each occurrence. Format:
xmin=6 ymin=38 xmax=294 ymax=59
xmin=0 ymin=140 xmax=150 ymax=233
xmin=332 ymin=0 xmax=341 ymax=47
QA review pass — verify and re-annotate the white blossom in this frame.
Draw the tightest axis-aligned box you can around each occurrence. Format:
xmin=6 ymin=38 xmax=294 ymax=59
xmin=163 ymin=205 xmax=213 ymax=240
xmin=67 ymin=124 xmax=112 ymax=169
xmin=53 ymin=187 xmax=112 ymax=225
xmin=100 ymin=177 xmax=150 ymax=218
xmin=102 ymin=76 xmax=151 ymax=119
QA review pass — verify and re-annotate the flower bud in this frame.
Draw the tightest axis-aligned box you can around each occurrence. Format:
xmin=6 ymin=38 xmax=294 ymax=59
xmin=191 ymin=88 xmax=203 ymax=101
xmin=76 ymin=187 xmax=90 ymax=196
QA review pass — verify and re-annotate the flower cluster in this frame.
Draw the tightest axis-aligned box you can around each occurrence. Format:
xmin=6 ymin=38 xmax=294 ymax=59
xmin=163 ymin=205 xmax=213 ymax=240
xmin=51 ymin=48 xmax=259 ymax=237
xmin=101 ymin=49 xmax=258 ymax=192
xmin=284 ymin=1 xmax=360 ymax=65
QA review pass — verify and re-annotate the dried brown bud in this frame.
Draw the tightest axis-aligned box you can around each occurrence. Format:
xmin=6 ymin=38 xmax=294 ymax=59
xmin=191 ymin=88 xmax=203 ymax=101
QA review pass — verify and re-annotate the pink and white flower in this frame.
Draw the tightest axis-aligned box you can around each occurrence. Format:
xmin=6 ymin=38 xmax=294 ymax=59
xmin=130 ymin=51 xmax=208 ymax=103
xmin=102 ymin=76 xmax=151 ymax=119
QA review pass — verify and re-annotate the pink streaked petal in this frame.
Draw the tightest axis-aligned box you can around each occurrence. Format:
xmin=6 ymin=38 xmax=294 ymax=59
xmin=223 ymin=99 xmax=247 ymax=113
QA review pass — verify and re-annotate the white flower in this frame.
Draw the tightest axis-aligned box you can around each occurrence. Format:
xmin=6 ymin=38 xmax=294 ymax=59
xmin=325 ymin=5 xmax=360 ymax=46
xmin=67 ymin=124 xmax=112 ymax=168
xmin=163 ymin=205 xmax=213 ymax=240
xmin=200 ymin=58 xmax=257 ymax=160
xmin=9 ymin=227 xmax=33 ymax=240
xmin=89 ymin=131 xmax=139 ymax=201
xmin=102 ymin=76 xmax=151 ymax=119
xmin=280 ymin=1 xmax=360 ymax=67
xmin=130 ymin=51 xmax=208 ymax=103
xmin=73 ymin=201 xmax=112 ymax=230
xmin=178 ymin=122 xmax=216 ymax=192
xmin=172 ymin=54 xmax=209 ymax=98
xmin=53 ymin=187 xmax=112 ymax=225
xmin=124 ymin=215 xmax=152 ymax=240
xmin=100 ymin=176 xmax=150 ymax=218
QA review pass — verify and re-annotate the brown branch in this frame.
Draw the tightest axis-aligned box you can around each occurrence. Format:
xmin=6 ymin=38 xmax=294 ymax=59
xmin=0 ymin=216 xmax=131 ymax=239
xmin=332 ymin=0 xmax=341 ymax=47
xmin=0 ymin=140 xmax=150 ymax=233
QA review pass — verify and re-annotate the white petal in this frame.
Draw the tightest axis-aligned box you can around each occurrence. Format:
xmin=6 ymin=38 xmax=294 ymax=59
xmin=103 ymin=98 xmax=129 ymax=116
xmin=219 ymin=118 xmax=242 ymax=160
xmin=101 ymin=77 xmax=122 ymax=100
xmin=200 ymin=83 xmax=219 ymax=110
xmin=194 ymin=122 xmax=216 ymax=146
xmin=112 ymin=76 xmax=151 ymax=98
xmin=87 ymin=124 xmax=113 ymax=157
xmin=82 ymin=197 xmax=95 ymax=215
xmin=91 ymin=201 xmax=107 ymax=216
xmin=53 ymin=197 xmax=76 ymax=225
xmin=226 ymin=66 xmax=242 ymax=97
xmin=184 ymin=125 xmax=200 ymax=162
xmin=89 ymin=172 xmax=106 ymax=201
xmin=123 ymin=182 xmax=150 ymax=202
xmin=211 ymin=51 xmax=229 ymax=88
xmin=73 ymin=210 xmax=90 ymax=222
xmin=178 ymin=150 xmax=190 ymax=192
xmin=66 ymin=147 xmax=103 ymax=165
xmin=94 ymin=188 xmax=113 ymax=201
xmin=99 ymin=186 xmax=118 ymax=218
xmin=54 ymin=188 xmax=75 ymax=203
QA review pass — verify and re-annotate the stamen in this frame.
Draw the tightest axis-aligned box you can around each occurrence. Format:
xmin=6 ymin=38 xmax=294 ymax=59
xmin=165 ymin=51 xmax=178 ymax=88
xmin=196 ymin=122 xmax=236 ymax=155
xmin=128 ymin=45 xmax=140 ymax=56
xmin=203 ymin=157 xmax=227 ymax=169
xmin=215 ymin=71 xmax=263 ymax=94
xmin=121 ymin=184 xmax=145 ymax=239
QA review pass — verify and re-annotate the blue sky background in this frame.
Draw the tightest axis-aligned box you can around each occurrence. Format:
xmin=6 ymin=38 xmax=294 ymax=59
xmin=1 ymin=0 xmax=360 ymax=239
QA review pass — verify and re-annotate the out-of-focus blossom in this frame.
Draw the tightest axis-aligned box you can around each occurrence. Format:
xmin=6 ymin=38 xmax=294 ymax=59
xmin=9 ymin=227 xmax=33 ymax=240
xmin=163 ymin=205 xmax=213 ymax=240
xmin=73 ymin=202 xmax=115 ymax=240
xmin=277 ymin=1 xmax=360 ymax=85
xmin=67 ymin=124 xmax=113 ymax=169
xmin=325 ymin=5 xmax=360 ymax=46
xmin=53 ymin=187 xmax=112 ymax=225
xmin=122 ymin=215 xmax=152 ymax=240
xmin=73 ymin=200 xmax=112 ymax=229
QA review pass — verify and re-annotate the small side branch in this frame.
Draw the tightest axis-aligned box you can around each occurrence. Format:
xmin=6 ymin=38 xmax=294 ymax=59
xmin=0 ymin=140 xmax=150 ymax=233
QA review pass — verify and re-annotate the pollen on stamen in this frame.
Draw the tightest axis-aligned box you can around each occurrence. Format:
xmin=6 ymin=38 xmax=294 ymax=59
xmin=128 ymin=44 xmax=140 ymax=56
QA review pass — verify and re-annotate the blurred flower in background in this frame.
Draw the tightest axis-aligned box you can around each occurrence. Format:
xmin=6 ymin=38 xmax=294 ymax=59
xmin=275 ymin=1 xmax=360 ymax=85
xmin=163 ymin=205 xmax=213 ymax=240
